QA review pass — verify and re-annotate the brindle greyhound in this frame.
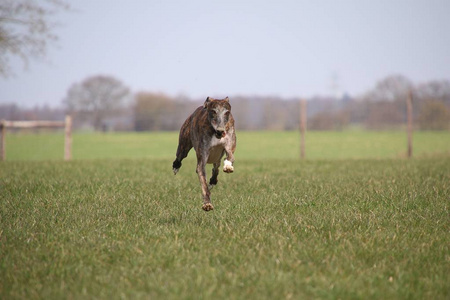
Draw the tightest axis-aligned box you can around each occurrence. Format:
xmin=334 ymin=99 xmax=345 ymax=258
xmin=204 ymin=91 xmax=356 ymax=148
xmin=172 ymin=96 xmax=236 ymax=211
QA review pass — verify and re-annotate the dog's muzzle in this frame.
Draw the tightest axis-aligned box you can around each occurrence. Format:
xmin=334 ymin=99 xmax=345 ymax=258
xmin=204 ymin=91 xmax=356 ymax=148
xmin=215 ymin=130 xmax=225 ymax=139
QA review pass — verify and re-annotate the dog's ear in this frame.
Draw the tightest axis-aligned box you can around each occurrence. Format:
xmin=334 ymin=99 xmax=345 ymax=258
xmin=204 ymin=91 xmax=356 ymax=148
xmin=224 ymin=96 xmax=229 ymax=103
xmin=203 ymin=97 xmax=211 ymax=108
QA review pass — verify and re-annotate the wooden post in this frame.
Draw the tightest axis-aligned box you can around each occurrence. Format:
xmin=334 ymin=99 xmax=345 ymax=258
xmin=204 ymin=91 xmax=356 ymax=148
xmin=0 ymin=121 xmax=5 ymax=161
xmin=406 ymin=90 xmax=413 ymax=158
xmin=64 ymin=115 xmax=72 ymax=161
xmin=300 ymin=99 xmax=307 ymax=159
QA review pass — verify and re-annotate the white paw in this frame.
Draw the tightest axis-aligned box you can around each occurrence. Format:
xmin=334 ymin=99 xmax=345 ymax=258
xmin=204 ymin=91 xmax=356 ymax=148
xmin=208 ymin=184 xmax=215 ymax=190
xmin=173 ymin=168 xmax=179 ymax=175
xmin=223 ymin=159 xmax=234 ymax=173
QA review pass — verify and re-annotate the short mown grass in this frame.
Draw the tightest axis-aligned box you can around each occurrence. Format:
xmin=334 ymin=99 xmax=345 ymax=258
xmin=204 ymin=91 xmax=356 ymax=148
xmin=3 ymin=130 xmax=450 ymax=161
xmin=1 ymin=155 xmax=449 ymax=299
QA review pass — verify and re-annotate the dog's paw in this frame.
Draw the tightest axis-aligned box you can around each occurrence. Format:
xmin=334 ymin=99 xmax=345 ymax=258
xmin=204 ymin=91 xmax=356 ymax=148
xmin=223 ymin=159 xmax=234 ymax=173
xmin=223 ymin=165 xmax=234 ymax=173
xmin=202 ymin=203 xmax=214 ymax=211
xmin=172 ymin=160 xmax=182 ymax=175
xmin=208 ymin=183 xmax=216 ymax=190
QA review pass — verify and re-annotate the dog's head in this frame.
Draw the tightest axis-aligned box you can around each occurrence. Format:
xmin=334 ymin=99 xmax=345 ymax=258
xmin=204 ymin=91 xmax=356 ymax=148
xmin=204 ymin=96 xmax=232 ymax=138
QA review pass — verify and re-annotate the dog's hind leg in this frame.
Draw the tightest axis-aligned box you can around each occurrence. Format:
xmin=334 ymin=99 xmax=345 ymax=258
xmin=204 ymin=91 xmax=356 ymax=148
xmin=173 ymin=122 xmax=192 ymax=175
xmin=173 ymin=143 xmax=191 ymax=175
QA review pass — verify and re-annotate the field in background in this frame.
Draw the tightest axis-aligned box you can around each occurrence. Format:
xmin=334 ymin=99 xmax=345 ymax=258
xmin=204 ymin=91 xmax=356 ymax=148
xmin=4 ymin=130 xmax=450 ymax=161
xmin=1 ymin=131 xmax=449 ymax=299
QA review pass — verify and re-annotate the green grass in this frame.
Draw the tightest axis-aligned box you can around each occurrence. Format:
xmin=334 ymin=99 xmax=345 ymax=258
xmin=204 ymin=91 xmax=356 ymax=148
xmin=1 ymin=131 xmax=449 ymax=299
xmin=3 ymin=130 xmax=450 ymax=161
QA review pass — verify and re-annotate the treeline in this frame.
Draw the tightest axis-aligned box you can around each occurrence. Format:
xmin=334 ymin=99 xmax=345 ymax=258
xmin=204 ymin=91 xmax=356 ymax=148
xmin=1 ymin=75 xmax=449 ymax=131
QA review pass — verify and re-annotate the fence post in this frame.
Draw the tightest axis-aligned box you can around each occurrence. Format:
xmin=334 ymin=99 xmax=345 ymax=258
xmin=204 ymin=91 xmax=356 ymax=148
xmin=64 ymin=115 xmax=72 ymax=161
xmin=0 ymin=121 xmax=5 ymax=161
xmin=406 ymin=90 xmax=413 ymax=158
xmin=300 ymin=99 xmax=307 ymax=159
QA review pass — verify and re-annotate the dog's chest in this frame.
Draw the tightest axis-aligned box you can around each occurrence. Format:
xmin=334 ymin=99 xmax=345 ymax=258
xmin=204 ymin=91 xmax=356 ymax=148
xmin=206 ymin=136 xmax=225 ymax=163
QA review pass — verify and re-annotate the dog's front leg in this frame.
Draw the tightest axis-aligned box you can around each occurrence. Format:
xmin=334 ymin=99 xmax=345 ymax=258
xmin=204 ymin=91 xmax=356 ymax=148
xmin=223 ymin=141 xmax=236 ymax=173
xmin=196 ymin=154 xmax=213 ymax=211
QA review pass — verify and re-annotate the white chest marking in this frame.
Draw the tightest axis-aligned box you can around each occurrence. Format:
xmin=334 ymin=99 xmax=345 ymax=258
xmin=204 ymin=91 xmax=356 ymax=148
xmin=207 ymin=136 xmax=226 ymax=164
xmin=210 ymin=136 xmax=225 ymax=147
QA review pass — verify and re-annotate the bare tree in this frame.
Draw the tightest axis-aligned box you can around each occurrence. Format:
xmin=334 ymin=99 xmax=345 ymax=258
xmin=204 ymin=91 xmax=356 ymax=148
xmin=134 ymin=92 xmax=175 ymax=131
xmin=356 ymin=75 xmax=413 ymax=129
xmin=416 ymin=80 xmax=450 ymax=106
xmin=365 ymin=101 xmax=403 ymax=129
xmin=133 ymin=92 xmax=200 ymax=131
xmin=417 ymin=100 xmax=450 ymax=130
xmin=361 ymin=75 xmax=413 ymax=103
xmin=0 ymin=0 xmax=70 ymax=77
xmin=63 ymin=75 xmax=130 ymax=131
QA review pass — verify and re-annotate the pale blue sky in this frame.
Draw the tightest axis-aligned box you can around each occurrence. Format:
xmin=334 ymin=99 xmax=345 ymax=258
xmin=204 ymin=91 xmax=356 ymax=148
xmin=1 ymin=0 xmax=449 ymax=107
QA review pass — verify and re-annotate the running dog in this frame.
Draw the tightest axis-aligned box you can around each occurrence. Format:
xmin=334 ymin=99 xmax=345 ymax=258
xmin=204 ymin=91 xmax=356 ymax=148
xmin=172 ymin=96 xmax=236 ymax=211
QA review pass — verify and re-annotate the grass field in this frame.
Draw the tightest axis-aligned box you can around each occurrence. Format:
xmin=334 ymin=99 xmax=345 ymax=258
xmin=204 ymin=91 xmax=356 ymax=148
xmin=3 ymin=130 xmax=450 ymax=161
xmin=1 ymin=131 xmax=449 ymax=299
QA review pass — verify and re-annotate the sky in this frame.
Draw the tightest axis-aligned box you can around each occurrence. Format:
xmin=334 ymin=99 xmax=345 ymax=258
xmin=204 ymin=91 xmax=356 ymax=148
xmin=1 ymin=0 xmax=450 ymax=108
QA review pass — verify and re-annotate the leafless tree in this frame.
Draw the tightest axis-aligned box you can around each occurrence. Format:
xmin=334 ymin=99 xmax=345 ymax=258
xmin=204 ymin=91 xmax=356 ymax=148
xmin=134 ymin=92 xmax=175 ymax=131
xmin=63 ymin=75 xmax=130 ymax=131
xmin=412 ymin=80 xmax=450 ymax=130
xmin=133 ymin=92 xmax=199 ymax=131
xmin=417 ymin=100 xmax=450 ymax=130
xmin=0 ymin=0 xmax=70 ymax=77
xmin=365 ymin=101 xmax=403 ymax=129
xmin=360 ymin=75 xmax=413 ymax=103
xmin=355 ymin=75 xmax=413 ymax=129
xmin=415 ymin=80 xmax=450 ymax=105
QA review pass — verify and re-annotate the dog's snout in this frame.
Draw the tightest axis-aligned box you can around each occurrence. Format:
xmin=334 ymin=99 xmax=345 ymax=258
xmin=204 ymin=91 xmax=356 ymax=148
xmin=215 ymin=130 xmax=225 ymax=138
